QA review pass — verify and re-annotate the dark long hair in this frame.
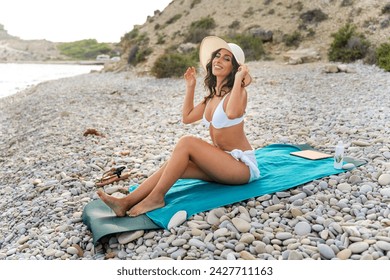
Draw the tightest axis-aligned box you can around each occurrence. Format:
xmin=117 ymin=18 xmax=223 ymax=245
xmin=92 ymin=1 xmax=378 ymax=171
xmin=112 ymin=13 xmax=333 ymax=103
xmin=203 ymin=48 xmax=240 ymax=103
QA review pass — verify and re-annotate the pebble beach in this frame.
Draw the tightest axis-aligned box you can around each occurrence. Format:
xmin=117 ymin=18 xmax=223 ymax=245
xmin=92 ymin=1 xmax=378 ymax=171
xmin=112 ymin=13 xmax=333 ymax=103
xmin=0 ymin=61 xmax=390 ymax=260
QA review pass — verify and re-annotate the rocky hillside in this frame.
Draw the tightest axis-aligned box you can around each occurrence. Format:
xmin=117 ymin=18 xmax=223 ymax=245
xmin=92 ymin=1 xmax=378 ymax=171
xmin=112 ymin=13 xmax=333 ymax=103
xmin=116 ymin=0 xmax=390 ymax=72
xmin=0 ymin=24 xmax=67 ymax=62
xmin=2 ymin=1 xmax=389 ymax=66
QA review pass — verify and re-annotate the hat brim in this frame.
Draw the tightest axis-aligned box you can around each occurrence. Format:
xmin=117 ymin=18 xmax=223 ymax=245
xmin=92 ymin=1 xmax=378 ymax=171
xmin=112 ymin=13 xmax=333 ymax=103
xmin=199 ymin=36 xmax=252 ymax=87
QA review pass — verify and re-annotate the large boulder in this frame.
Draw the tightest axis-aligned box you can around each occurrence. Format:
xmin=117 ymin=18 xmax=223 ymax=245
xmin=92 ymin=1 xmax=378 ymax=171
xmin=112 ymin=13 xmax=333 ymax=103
xmin=283 ymin=48 xmax=321 ymax=64
xmin=248 ymin=27 xmax=273 ymax=42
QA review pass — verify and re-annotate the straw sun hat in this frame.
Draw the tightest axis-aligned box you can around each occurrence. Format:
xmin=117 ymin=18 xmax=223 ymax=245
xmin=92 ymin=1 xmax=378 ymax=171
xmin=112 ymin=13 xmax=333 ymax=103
xmin=199 ymin=36 xmax=252 ymax=86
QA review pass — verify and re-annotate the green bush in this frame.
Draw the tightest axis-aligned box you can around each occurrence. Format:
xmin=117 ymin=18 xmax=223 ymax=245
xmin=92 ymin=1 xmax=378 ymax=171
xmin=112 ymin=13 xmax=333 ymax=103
xmin=157 ymin=34 xmax=166 ymax=45
xmin=228 ymin=20 xmax=240 ymax=29
xmin=151 ymin=53 xmax=197 ymax=78
xmin=58 ymin=39 xmax=112 ymax=60
xmin=121 ymin=29 xmax=150 ymax=47
xmin=328 ymin=23 xmax=370 ymax=62
xmin=340 ymin=0 xmax=354 ymax=7
xmin=185 ymin=17 xmax=216 ymax=43
xmin=382 ymin=3 xmax=390 ymax=14
xmin=122 ymin=28 xmax=140 ymax=42
xmin=243 ymin=7 xmax=255 ymax=18
xmin=166 ymin=14 xmax=182 ymax=25
xmin=283 ymin=31 xmax=303 ymax=47
xmin=268 ymin=9 xmax=275 ymax=15
xmin=121 ymin=28 xmax=151 ymax=66
xmin=300 ymin=9 xmax=328 ymax=24
xmin=190 ymin=0 xmax=201 ymax=9
xmin=127 ymin=46 xmax=153 ymax=66
xmin=226 ymin=34 xmax=265 ymax=61
xmin=376 ymin=41 xmax=390 ymax=71
xmin=135 ymin=48 xmax=153 ymax=65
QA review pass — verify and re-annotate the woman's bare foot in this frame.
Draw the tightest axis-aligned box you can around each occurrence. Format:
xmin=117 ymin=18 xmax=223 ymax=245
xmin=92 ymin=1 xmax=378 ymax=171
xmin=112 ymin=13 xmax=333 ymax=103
xmin=128 ymin=195 xmax=165 ymax=217
xmin=97 ymin=189 xmax=129 ymax=217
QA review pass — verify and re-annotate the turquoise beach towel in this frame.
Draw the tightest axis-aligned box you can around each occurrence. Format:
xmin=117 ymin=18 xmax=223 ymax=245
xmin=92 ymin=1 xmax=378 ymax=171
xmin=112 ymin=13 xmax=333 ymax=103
xmin=144 ymin=143 xmax=364 ymax=228
xmin=82 ymin=143 xmax=365 ymax=244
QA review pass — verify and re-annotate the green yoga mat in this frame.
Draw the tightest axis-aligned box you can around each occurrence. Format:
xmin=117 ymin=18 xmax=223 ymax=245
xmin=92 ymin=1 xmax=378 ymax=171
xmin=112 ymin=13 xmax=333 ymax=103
xmin=82 ymin=143 xmax=366 ymax=245
xmin=82 ymin=199 xmax=160 ymax=245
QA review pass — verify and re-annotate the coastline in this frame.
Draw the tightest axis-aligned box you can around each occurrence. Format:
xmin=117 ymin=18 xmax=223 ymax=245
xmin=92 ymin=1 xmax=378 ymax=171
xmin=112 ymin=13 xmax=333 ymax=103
xmin=0 ymin=60 xmax=107 ymax=65
xmin=1 ymin=61 xmax=390 ymax=260
xmin=0 ymin=62 xmax=105 ymax=99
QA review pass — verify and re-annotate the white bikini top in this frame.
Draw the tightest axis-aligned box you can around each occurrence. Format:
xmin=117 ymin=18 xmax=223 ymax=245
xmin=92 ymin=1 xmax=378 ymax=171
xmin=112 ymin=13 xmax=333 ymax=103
xmin=202 ymin=94 xmax=245 ymax=129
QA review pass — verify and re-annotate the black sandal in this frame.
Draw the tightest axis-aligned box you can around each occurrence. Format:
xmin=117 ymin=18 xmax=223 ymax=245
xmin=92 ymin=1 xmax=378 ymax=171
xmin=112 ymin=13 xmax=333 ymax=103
xmin=95 ymin=166 xmax=131 ymax=187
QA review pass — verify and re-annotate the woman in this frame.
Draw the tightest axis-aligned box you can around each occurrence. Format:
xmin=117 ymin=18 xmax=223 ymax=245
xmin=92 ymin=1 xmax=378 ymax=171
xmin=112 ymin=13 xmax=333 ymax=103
xmin=97 ymin=36 xmax=260 ymax=217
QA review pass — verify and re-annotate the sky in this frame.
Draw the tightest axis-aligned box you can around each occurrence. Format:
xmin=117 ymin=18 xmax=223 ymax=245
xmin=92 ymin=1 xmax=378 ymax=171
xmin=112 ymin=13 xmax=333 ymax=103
xmin=0 ymin=0 xmax=172 ymax=43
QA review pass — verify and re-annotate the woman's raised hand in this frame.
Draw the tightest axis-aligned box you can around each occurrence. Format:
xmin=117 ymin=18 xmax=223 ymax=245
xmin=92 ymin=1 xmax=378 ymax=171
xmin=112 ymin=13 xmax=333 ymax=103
xmin=236 ymin=64 xmax=249 ymax=80
xmin=235 ymin=64 xmax=252 ymax=87
xmin=184 ymin=66 xmax=196 ymax=88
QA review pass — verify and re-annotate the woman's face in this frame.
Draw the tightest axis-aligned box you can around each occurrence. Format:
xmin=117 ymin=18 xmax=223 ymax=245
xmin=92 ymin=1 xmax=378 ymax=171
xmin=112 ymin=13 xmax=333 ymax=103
xmin=212 ymin=48 xmax=233 ymax=78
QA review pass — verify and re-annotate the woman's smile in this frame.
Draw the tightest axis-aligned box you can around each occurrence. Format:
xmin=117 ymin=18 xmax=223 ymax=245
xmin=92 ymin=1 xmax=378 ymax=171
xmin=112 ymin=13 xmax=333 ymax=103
xmin=213 ymin=64 xmax=223 ymax=70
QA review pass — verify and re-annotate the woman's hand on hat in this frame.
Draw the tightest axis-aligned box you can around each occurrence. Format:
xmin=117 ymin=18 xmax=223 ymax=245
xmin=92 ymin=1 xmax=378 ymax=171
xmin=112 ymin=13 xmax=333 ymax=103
xmin=184 ymin=67 xmax=196 ymax=88
xmin=236 ymin=64 xmax=249 ymax=84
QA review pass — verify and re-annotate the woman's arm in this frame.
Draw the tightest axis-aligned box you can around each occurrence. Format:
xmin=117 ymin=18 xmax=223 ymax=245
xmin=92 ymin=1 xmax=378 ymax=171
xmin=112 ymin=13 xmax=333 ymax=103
xmin=225 ymin=64 xmax=249 ymax=119
xmin=182 ymin=67 xmax=205 ymax=124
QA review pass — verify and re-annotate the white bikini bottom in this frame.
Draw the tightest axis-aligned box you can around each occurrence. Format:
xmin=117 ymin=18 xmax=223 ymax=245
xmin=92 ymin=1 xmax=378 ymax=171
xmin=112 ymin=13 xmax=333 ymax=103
xmin=226 ymin=149 xmax=261 ymax=183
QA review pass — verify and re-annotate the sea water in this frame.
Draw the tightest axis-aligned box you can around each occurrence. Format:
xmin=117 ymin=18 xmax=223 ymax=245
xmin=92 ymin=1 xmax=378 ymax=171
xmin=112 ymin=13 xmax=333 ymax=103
xmin=0 ymin=63 xmax=103 ymax=99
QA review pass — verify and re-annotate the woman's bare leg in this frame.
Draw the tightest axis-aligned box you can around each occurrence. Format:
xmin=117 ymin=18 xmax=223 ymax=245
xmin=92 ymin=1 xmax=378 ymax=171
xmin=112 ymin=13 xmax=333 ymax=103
xmin=97 ymin=163 xmax=167 ymax=216
xmin=97 ymin=158 xmax=214 ymax=216
xmin=128 ymin=135 xmax=250 ymax=216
